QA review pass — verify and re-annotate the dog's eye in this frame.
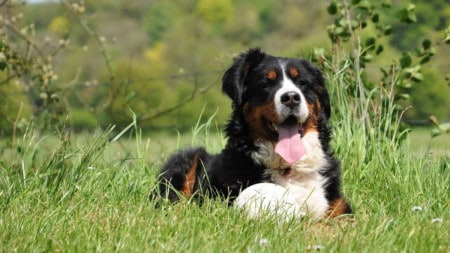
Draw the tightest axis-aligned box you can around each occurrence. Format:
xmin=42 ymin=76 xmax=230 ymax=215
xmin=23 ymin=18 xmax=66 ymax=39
xmin=289 ymin=67 xmax=299 ymax=78
xmin=266 ymin=70 xmax=277 ymax=81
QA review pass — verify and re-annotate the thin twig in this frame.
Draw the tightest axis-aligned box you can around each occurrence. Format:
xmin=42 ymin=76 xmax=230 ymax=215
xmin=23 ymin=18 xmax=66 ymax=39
xmin=0 ymin=16 xmax=47 ymax=61
xmin=12 ymin=102 xmax=23 ymax=148
xmin=341 ymin=0 xmax=370 ymax=129
xmin=138 ymin=84 xmax=214 ymax=123
xmin=60 ymin=0 xmax=114 ymax=82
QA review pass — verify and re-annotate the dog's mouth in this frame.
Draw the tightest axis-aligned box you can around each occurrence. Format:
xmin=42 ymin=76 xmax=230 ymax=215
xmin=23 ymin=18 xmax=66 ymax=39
xmin=265 ymin=116 xmax=304 ymax=139
xmin=264 ymin=116 xmax=307 ymax=164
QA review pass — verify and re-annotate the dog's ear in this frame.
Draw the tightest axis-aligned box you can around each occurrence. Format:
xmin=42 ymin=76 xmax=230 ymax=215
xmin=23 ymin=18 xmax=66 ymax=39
xmin=222 ymin=48 xmax=265 ymax=107
xmin=302 ymin=60 xmax=331 ymax=119
xmin=312 ymin=67 xmax=331 ymax=119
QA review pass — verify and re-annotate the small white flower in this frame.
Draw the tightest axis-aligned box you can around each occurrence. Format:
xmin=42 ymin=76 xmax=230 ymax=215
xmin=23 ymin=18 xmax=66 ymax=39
xmin=431 ymin=218 xmax=443 ymax=223
xmin=259 ymin=238 xmax=269 ymax=247
xmin=412 ymin=206 xmax=422 ymax=212
xmin=307 ymin=244 xmax=325 ymax=250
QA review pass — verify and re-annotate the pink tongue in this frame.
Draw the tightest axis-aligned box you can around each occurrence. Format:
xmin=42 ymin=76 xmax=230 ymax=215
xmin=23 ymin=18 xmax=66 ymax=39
xmin=275 ymin=125 xmax=306 ymax=164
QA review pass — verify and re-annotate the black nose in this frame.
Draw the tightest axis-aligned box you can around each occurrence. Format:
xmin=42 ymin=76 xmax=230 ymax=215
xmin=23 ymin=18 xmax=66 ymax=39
xmin=280 ymin=92 xmax=301 ymax=108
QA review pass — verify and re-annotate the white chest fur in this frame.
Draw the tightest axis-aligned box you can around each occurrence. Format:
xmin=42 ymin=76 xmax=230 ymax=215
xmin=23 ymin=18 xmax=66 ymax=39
xmin=248 ymin=132 xmax=329 ymax=219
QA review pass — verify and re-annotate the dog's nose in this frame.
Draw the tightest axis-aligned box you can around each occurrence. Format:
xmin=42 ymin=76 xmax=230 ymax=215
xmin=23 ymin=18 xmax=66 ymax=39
xmin=280 ymin=92 xmax=301 ymax=108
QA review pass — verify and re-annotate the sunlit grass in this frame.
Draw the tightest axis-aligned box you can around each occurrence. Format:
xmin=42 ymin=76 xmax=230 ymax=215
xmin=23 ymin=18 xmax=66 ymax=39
xmin=0 ymin=69 xmax=448 ymax=253
xmin=0 ymin=113 xmax=447 ymax=252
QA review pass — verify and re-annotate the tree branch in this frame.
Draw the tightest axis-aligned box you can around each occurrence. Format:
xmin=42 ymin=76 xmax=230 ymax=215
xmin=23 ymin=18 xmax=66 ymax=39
xmin=138 ymin=83 xmax=214 ymax=123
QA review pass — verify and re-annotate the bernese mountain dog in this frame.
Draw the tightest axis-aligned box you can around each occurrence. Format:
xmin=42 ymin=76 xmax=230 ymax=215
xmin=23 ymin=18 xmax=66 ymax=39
xmin=154 ymin=48 xmax=351 ymax=219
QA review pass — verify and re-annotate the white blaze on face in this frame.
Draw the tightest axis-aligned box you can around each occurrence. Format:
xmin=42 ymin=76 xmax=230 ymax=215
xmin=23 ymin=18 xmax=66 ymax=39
xmin=271 ymin=64 xmax=310 ymax=164
xmin=274 ymin=64 xmax=309 ymax=123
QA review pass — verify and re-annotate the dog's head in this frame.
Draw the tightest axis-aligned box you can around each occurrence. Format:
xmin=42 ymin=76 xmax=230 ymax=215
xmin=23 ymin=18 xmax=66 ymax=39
xmin=222 ymin=48 xmax=331 ymax=165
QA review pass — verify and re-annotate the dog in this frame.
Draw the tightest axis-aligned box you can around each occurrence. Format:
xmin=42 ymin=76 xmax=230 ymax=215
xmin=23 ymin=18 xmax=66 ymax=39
xmin=154 ymin=48 xmax=351 ymax=219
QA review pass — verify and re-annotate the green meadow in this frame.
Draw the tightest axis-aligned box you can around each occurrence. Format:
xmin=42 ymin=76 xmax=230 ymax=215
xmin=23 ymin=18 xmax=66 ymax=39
xmin=1 ymin=86 xmax=448 ymax=253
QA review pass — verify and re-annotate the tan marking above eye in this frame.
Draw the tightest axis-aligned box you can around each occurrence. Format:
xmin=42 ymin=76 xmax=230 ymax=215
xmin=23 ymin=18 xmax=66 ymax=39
xmin=266 ymin=70 xmax=277 ymax=81
xmin=289 ymin=67 xmax=299 ymax=78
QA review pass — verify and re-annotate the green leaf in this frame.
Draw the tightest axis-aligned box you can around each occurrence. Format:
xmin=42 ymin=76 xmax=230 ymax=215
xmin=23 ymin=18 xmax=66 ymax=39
xmin=422 ymin=39 xmax=431 ymax=50
xmin=419 ymin=55 xmax=431 ymax=65
xmin=371 ymin=13 xmax=379 ymax=23
xmin=361 ymin=21 xmax=367 ymax=28
xmin=395 ymin=93 xmax=410 ymax=100
xmin=404 ymin=65 xmax=421 ymax=74
xmin=327 ymin=2 xmax=338 ymax=14
xmin=399 ymin=52 xmax=412 ymax=68
xmin=384 ymin=25 xmax=393 ymax=35
xmin=411 ymin=72 xmax=424 ymax=82
xmin=361 ymin=53 xmax=373 ymax=62
xmin=351 ymin=0 xmax=361 ymax=5
xmin=415 ymin=47 xmax=425 ymax=57
xmin=380 ymin=66 xmax=389 ymax=76
xmin=396 ymin=4 xmax=417 ymax=23
xmin=376 ymin=45 xmax=384 ymax=55
xmin=336 ymin=26 xmax=345 ymax=35
xmin=366 ymin=37 xmax=376 ymax=47
xmin=431 ymin=128 xmax=441 ymax=137
xmin=404 ymin=65 xmax=424 ymax=82
xmin=381 ymin=0 xmax=392 ymax=8
xmin=338 ymin=18 xmax=347 ymax=27
xmin=357 ymin=0 xmax=371 ymax=10
xmin=444 ymin=26 xmax=450 ymax=44
xmin=399 ymin=80 xmax=412 ymax=89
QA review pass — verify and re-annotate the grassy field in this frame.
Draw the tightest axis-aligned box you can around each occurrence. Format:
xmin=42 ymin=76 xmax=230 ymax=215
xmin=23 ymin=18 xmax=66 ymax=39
xmin=1 ymin=68 xmax=449 ymax=252
xmin=0 ymin=120 xmax=448 ymax=252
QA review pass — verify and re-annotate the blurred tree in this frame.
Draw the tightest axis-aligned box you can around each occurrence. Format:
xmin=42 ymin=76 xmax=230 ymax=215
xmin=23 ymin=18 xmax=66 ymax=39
xmin=0 ymin=75 xmax=32 ymax=133
xmin=1 ymin=0 xmax=447 ymax=133
xmin=143 ymin=2 xmax=181 ymax=44
xmin=389 ymin=1 xmax=450 ymax=51
xmin=195 ymin=0 xmax=233 ymax=25
xmin=402 ymin=68 xmax=450 ymax=121
xmin=102 ymin=58 xmax=174 ymax=128
xmin=48 ymin=16 xmax=69 ymax=35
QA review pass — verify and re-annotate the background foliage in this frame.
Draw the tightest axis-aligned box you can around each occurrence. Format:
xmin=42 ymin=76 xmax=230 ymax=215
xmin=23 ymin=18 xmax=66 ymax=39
xmin=0 ymin=0 xmax=449 ymax=135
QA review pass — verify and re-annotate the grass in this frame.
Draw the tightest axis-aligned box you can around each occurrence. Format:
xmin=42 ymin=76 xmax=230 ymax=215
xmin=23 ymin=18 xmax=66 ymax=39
xmin=1 ymin=72 xmax=449 ymax=252
xmin=1 ymin=122 xmax=448 ymax=252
